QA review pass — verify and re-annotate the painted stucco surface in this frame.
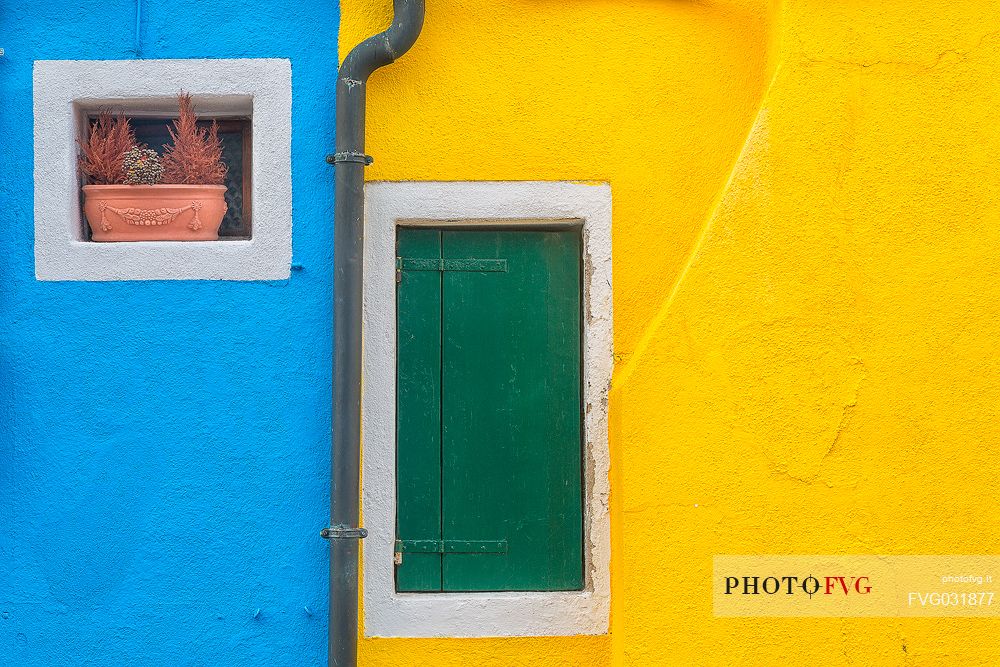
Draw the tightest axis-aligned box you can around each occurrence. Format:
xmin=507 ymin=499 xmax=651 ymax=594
xmin=1 ymin=1 xmax=338 ymax=664
xmin=343 ymin=0 xmax=1000 ymax=665
xmin=6 ymin=0 xmax=1000 ymax=664
xmin=341 ymin=0 xmax=776 ymax=664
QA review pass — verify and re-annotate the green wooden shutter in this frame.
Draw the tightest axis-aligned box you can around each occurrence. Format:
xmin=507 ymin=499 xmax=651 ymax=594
xmin=395 ymin=227 xmax=584 ymax=593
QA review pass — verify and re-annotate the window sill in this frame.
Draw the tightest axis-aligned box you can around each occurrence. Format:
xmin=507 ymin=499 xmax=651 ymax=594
xmin=368 ymin=590 xmax=607 ymax=638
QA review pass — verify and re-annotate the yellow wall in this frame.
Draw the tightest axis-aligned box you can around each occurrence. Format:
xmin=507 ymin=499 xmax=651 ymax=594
xmin=342 ymin=1 xmax=1000 ymax=664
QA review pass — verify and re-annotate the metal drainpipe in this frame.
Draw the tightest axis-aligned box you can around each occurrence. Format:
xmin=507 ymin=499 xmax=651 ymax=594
xmin=324 ymin=2 xmax=424 ymax=666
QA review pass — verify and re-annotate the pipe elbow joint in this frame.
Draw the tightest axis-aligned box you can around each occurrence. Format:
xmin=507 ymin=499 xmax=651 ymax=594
xmin=340 ymin=0 xmax=424 ymax=83
xmin=386 ymin=1 xmax=424 ymax=58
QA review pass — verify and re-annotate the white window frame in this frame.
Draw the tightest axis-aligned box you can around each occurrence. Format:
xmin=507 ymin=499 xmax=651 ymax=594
xmin=362 ymin=181 xmax=612 ymax=638
xmin=33 ymin=58 xmax=291 ymax=281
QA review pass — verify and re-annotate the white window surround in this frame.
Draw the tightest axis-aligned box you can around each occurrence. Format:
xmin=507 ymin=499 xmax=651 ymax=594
xmin=33 ymin=58 xmax=291 ymax=281
xmin=362 ymin=181 xmax=612 ymax=638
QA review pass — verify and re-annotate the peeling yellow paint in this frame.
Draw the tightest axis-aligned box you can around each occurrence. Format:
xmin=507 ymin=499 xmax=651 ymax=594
xmin=344 ymin=0 xmax=1000 ymax=663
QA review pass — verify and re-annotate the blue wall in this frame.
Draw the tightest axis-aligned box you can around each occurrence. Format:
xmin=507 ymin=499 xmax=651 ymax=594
xmin=1 ymin=2 xmax=339 ymax=664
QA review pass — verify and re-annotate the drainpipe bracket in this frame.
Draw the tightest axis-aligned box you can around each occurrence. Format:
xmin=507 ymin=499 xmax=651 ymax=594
xmin=321 ymin=525 xmax=369 ymax=540
xmin=327 ymin=152 xmax=374 ymax=166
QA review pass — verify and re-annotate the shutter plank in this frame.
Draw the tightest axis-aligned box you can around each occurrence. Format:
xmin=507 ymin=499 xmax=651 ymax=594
xmin=440 ymin=229 xmax=584 ymax=592
xmin=395 ymin=228 xmax=444 ymax=592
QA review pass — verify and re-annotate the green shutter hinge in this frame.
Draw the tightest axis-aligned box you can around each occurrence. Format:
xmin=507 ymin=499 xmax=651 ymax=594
xmin=394 ymin=539 xmax=508 ymax=554
xmin=396 ymin=258 xmax=509 ymax=273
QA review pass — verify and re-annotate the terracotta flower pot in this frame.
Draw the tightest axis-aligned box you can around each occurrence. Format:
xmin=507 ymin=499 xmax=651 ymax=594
xmin=83 ymin=184 xmax=228 ymax=242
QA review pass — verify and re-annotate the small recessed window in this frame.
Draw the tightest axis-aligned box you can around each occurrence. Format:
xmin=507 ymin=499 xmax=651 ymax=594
xmin=78 ymin=113 xmax=252 ymax=240
xmin=34 ymin=58 xmax=291 ymax=281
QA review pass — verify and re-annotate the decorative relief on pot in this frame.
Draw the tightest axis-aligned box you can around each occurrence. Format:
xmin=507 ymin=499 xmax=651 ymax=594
xmin=97 ymin=200 xmax=207 ymax=232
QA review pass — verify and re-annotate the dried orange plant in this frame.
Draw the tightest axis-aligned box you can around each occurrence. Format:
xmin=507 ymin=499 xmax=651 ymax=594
xmin=161 ymin=93 xmax=227 ymax=185
xmin=77 ymin=109 xmax=136 ymax=185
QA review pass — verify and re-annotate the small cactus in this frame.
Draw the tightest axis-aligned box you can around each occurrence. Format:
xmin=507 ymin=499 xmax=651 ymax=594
xmin=122 ymin=146 xmax=164 ymax=185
